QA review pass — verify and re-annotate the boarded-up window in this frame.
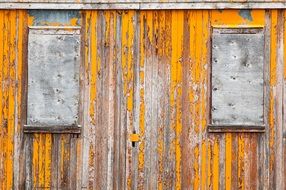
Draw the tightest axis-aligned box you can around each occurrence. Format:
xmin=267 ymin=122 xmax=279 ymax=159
xmin=27 ymin=27 xmax=81 ymax=127
xmin=209 ymin=28 xmax=265 ymax=132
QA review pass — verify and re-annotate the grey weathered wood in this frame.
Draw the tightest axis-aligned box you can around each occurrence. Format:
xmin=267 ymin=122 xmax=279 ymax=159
xmin=79 ymin=11 xmax=90 ymax=190
xmin=1 ymin=2 xmax=286 ymax=10
xmin=115 ymin=12 xmax=127 ymax=190
xmin=208 ymin=124 xmax=265 ymax=132
xmin=259 ymin=10 xmax=271 ymax=190
xmin=131 ymin=11 xmax=140 ymax=190
xmin=275 ymin=10 xmax=284 ymax=190
xmin=27 ymin=27 xmax=81 ymax=126
xmin=23 ymin=125 xmax=81 ymax=133
xmin=211 ymin=28 xmax=265 ymax=126
xmin=24 ymin=135 xmax=33 ymax=189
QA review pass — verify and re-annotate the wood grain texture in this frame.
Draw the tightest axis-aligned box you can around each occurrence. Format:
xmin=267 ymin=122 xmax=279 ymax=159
xmin=2 ymin=1 xmax=286 ymax=10
xmin=0 ymin=9 xmax=286 ymax=190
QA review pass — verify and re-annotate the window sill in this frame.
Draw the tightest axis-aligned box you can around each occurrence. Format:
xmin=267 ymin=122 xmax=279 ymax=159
xmin=23 ymin=125 xmax=81 ymax=134
xmin=208 ymin=124 xmax=265 ymax=133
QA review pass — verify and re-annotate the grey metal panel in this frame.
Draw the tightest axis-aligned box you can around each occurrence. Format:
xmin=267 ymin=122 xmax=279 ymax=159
xmin=27 ymin=27 xmax=81 ymax=126
xmin=211 ymin=28 xmax=264 ymax=126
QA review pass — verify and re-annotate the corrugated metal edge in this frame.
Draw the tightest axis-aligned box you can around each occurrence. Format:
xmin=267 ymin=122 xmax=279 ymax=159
xmin=0 ymin=2 xmax=286 ymax=9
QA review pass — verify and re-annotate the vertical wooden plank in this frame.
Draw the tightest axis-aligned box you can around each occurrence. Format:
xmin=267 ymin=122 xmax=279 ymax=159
xmin=44 ymin=134 xmax=52 ymax=188
xmin=69 ymin=135 xmax=78 ymax=189
xmin=188 ymin=10 xmax=198 ymax=190
xmin=81 ymin=10 xmax=91 ymax=190
xmin=269 ymin=9 xmax=278 ymax=190
xmin=244 ymin=134 xmax=258 ymax=190
xmin=22 ymin=11 xmax=31 ymax=188
xmin=7 ymin=10 xmax=16 ymax=190
xmin=193 ymin=11 xmax=202 ymax=190
xmin=32 ymin=135 xmax=39 ymax=189
xmin=200 ymin=10 xmax=210 ymax=190
xmin=275 ymin=9 xmax=284 ymax=190
xmin=106 ymin=11 xmax=116 ymax=190
xmin=0 ymin=10 xmax=4 ymax=189
xmin=212 ymin=138 xmax=220 ymax=190
xmin=230 ymin=134 xmax=238 ymax=190
xmin=38 ymin=134 xmax=45 ymax=187
xmin=51 ymin=134 xmax=59 ymax=189
xmin=283 ymin=9 xmax=286 ymax=190
xmin=113 ymin=10 xmax=121 ymax=190
xmin=61 ymin=135 xmax=71 ymax=188
xmin=237 ymin=134 xmax=245 ymax=189
xmin=170 ymin=10 xmax=179 ymax=190
xmin=225 ymin=135 xmax=232 ymax=190
xmin=258 ymin=10 xmax=270 ymax=190
xmin=172 ymin=10 xmax=183 ymax=190
xmin=114 ymin=10 xmax=127 ymax=190
xmin=241 ymin=135 xmax=250 ymax=190
xmin=91 ymin=10 xmax=117 ymax=190
xmin=156 ymin=11 xmax=166 ymax=190
xmin=2 ymin=10 xmax=10 ymax=190
xmin=122 ymin=10 xmax=135 ymax=190
xmin=181 ymin=10 xmax=191 ymax=190
xmin=13 ymin=10 xmax=20 ymax=190
xmin=142 ymin=10 xmax=153 ymax=190
xmin=150 ymin=11 xmax=159 ymax=190
xmin=131 ymin=10 xmax=140 ymax=190
xmin=14 ymin=10 xmax=27 ymax=190
xmin=94 ymin=10 xmax=105 ymax=189
xmin=88 ymin=10 xmax=97 ymax=190
xmin=25 ymin=135 xmax=33 ymax=189
xmin=57 ymin=135 xmax=63 ymax=188
xmin=137 ymin=10 xmax=145 ymax=190
xmin=163 ymin=10 xmax=176 ymax=190
xmin=104 ymin=10 xmax=111 ymax=189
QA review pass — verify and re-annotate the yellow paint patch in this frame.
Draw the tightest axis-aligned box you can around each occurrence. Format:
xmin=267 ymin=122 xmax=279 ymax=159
xmin=225 ymin=133 xmax=232 ymax=190
xmin=70 ymin=17 xmax=79 ymax=26
xmin=211 ymin=10 xmax=265 ymax=27
xmin=171 ymin=10 xmax=183 ymax=190
xmin=28 ymin=14 xmax=34 ymax=26
xmin=129 ymin=134 xmax=140 ymax=142
xmin=238 ymin=134 xmax=245 ymax=189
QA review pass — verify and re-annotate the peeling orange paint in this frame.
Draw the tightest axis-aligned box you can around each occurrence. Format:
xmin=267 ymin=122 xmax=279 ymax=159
xmin=211 ymin=10 xmax=265 ymax=27
xmin=0 ymin=9 xmax=283 ymax=190
xmin=225 ymin=133 xmax=232 ymax=190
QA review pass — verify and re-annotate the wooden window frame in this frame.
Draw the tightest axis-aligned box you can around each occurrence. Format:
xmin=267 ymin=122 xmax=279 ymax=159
xmin=208 ymin=27 xmax=269 ymax=133
xmin=23 ymin=26 xmax=83 ymax=134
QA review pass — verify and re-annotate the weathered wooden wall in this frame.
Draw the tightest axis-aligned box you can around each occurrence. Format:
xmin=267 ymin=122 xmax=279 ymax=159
xmin=1 ymin=1 xmax=286 ymax=10
xmin=0 ymin=9 xmax=286 ymax=190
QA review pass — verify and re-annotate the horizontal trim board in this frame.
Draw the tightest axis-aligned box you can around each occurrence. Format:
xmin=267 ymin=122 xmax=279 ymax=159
xmin=208 ymin=124 xmax=266 ymax=133
xmin=23 ymin=125 xmax=82 ymax=134
xmin=0 ymin=2 xmax=286 ymax=9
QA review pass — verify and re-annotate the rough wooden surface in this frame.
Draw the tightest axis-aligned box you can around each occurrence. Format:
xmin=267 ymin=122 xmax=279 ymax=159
xmin=0 ymin=9 xmax=285 ymax=190
xmin=1 ymin=1 xmax=286 ymax=10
